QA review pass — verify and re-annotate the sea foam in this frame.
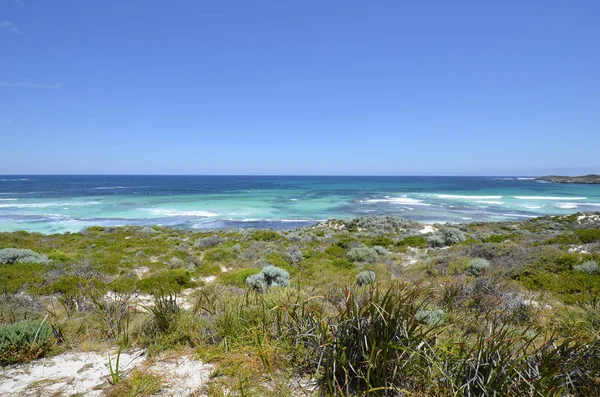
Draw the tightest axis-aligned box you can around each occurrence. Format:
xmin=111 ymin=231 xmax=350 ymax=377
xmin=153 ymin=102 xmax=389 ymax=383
xmin=436 ymin=195 xmax=503 ymax=199
xmin=514 ymin=196 xmax=587 ymax=200
xmin=361 ymin=197 xmax=431 ymax=206
xmin=0 ymin=201 xmax=101 ymax=208
xmin=146 ymin=209 xmax=218 ymax=217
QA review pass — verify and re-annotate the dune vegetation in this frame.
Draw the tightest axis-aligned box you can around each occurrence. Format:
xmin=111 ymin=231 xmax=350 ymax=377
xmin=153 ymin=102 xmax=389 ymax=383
xmin=1 ymin=213 xmax=600 ymax=396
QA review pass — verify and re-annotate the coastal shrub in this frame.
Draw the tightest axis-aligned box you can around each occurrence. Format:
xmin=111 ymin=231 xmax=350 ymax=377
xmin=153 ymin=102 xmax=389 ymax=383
xmin=416 ymin=309 xmax=445 ymax=326
xmin=194 ymin=235 xmax=226 ymax=249
xmin=396 ymin=235 xmax=427 ymax=248
xmin=249 ymin=230 xmax=280 ymax=242
xmin=347 ymin=247 xmax=378 ymax=263
xmin=468 ymin=258 xmax=491 ymax=277
xmin=203 ymin=246 xmax=237 ymax=263
xmin=0 ymin=248 xmax=50 ymax=265
xmin=356 ymin=270 xmax=376 ymax=286
xmin=325 ymin=245 xmax=345 ymax=258
xmin=221 ymin=268 xmax=261 ymax=287
xmin=245 ymin=265 xmax=290 ymax=292
xmin=137 ymin=269 xmax=195 ymax=294
xmin=0 ymin=263 xmax=47 ymax=294
xmin=335 ymin=234 xmax=356 ymax=249
xmin=575 ymin=229 xmax=600 ymax=244
xmin=574 ymin=260 xmax=599 ymax=274
xmin=138 ymin=226 xmax=158 ymax=235
xmin=168 ymin=256 xmax=186 ymax=268
xmin=284 ymin=246 xmax=303 ymax=266
xmin=345 ymin=216 xmax=415 ymax=234
xmin=427 ymin=234 xmax=446 ymax=248
xmin=372 ymin=245 xmax=389 ymax=256
xmin=369 ymin=236 xmax=394 ymax=247
xmin=439 ymin=226 xmax=467 ymax=245
xmin=0 ymin=319 xmax=54 ymax=365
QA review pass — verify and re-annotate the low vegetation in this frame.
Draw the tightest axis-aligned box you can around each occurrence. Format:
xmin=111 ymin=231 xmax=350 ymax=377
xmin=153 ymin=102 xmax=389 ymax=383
xmin=1 ymin=212 xmax=600 ymax=395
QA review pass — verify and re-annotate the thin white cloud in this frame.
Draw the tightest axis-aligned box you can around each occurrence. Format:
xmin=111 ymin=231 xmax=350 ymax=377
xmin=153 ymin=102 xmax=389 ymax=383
xmin=0 ymin=81 xmax=62 ymax=89
xmin=0 ymin=20 xmax=22 ymax=35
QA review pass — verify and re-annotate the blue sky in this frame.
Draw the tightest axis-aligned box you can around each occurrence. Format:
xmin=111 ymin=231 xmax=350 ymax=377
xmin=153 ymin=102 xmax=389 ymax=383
xmin=1 ymin=0 xmax=599 ymax=175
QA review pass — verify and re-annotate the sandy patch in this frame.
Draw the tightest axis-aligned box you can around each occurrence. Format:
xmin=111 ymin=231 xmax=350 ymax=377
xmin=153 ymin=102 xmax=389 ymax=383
xmin=0 ymin=350 xmax=212 ymax=397
xmin=419 ymin=225 xmax=436 ymax=234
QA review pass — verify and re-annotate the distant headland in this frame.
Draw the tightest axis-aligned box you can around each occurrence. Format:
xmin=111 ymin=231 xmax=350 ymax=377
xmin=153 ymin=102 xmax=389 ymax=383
xmin=536 ymin=174 xmax=600 ymax=184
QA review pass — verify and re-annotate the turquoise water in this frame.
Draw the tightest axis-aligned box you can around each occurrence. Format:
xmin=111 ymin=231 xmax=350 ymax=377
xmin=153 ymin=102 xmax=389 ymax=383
xmin=1 ymin=176 xmax=599 ymax=233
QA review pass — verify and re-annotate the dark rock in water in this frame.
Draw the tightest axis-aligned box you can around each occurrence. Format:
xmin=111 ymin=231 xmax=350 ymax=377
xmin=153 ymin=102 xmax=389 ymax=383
xmin=536 ymin=174 xmax=600 ymax=184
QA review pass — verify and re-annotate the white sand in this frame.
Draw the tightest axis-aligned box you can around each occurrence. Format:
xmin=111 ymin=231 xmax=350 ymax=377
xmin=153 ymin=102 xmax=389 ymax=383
xmin=0 ymin=350 xmax=212 ymax=397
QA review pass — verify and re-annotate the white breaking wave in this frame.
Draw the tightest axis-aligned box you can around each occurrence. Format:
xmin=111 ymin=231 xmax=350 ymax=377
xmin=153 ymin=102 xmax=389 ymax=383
xmin=521 ymin=205 xmax=542 ymax=209
xmin=0 ymin=198 xmax=17 ymax=201
xmin=559 ymin=202 xmax=600 ymax=208
xmin=92 ymin=186 xmax=152 ymax=190
xmin=146 ymin=209 xmax=218 ymax=217
xmin=557 ymin=204 xmax=578 ymax=209
xmin=436 ymin=194 xmax=503 ymax=200
xmin=476 ymin=200 xmax=505 ymax=205
xmin=289 ymin=198 xmax=298 ymax=201
xmin=0 ymin=201 xmax=100 ymax=208
xmin=502 ymin=213 xmax=538 ymax=218
xmin=361 ymin=197 xmax=431 ymax=206
xmin=514 ymin=196 xmax=587 ymax=200
xmin=517 ymin=177 xmax=535 ymax=180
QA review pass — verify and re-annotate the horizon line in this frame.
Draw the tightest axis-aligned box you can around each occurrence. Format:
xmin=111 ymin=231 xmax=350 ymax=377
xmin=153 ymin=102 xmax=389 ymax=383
xmin=0 ymin=173 xmax=546 ymax=177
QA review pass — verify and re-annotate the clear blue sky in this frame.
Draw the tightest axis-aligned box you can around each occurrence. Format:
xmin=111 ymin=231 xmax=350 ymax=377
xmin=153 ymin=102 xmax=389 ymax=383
xmin=1 ymin=0 xmax=599 ymax=175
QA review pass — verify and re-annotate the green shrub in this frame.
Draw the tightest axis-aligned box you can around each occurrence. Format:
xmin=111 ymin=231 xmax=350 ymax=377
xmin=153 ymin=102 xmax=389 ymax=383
xmin=137 ymin=269 xmax=195 ymax=293
xmin=481 ymin=234 xmax=518 ymax=243
xmin=575 ymin=229 xmax=600 ymax=244
xmin=249 ymin=230 xmax=280 ymax=242
xmin=0 ymin=319 xmax=54 ymax=365
xmin=325 ymin=245 xmax=345 ymax=258
xmin=107 ymin=277 xmax=137 ymax=294
xmin=245 ymin=265 xmax=290 ymax=292
xmin=347 ymin=247 xmax=378 ymax=263
xmin=369 ymin=236 xmax=394 ymax=247
xmin=356 ymin=270 xmax=376 ymax=286
xmin=203 ymin=247 xmax=237 ymax=263
xmin=331 ymin=258 xmax=354 ymax=269
xmin=468 ymin=258 xmax=490 ymax=277
xmin=0 ymin=248 xmax=50 ymax=265
xmin=396 ymin=236 xmax=427 ymax=248
xmin=221 ymin=268 xmax=261 ymax=287
xmin=0 ymin=263 xmax=46 ymax=294
xmin=574 ymin=260 xmax=599 ymax=274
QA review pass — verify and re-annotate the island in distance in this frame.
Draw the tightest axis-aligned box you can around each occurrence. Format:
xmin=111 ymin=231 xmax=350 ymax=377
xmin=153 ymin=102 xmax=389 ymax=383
xmin=536 ymin=174 xmax=600 ymax=184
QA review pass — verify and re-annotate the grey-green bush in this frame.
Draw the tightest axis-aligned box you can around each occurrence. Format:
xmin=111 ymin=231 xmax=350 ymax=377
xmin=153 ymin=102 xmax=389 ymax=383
xmin=574 ymin=260 xmax=599 ymax=274
xmin=347 ymin=246 xmax=378 ymax=263
xmin=0 ymin=248 xmax=50 ymax=265
xmin=356 ymin=270 xmax=376 ymax=286
xmin=427 ymin=226 xmax=467 ymax=247
xmin=373 ymin=245 xmax=389 ymax=256
xmin=416 ymin=309 xmax=445 ymax=326
xmin=0 ymin=319 xmax=54 ymax=365
xmin=468 ymin=258 xmax=490 ymax=276
xmin=194 ymin=235 xmax=226 ymax=249
xmin=246 ymin=265 xmax=290 ymax=292
xmin=284 ymin=246 xmax=303 ymax=266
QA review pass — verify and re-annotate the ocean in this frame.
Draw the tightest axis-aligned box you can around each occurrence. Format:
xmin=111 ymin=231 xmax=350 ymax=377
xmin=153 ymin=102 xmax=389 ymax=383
xmin=1 ymin=175 xmax=599 ymax=234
